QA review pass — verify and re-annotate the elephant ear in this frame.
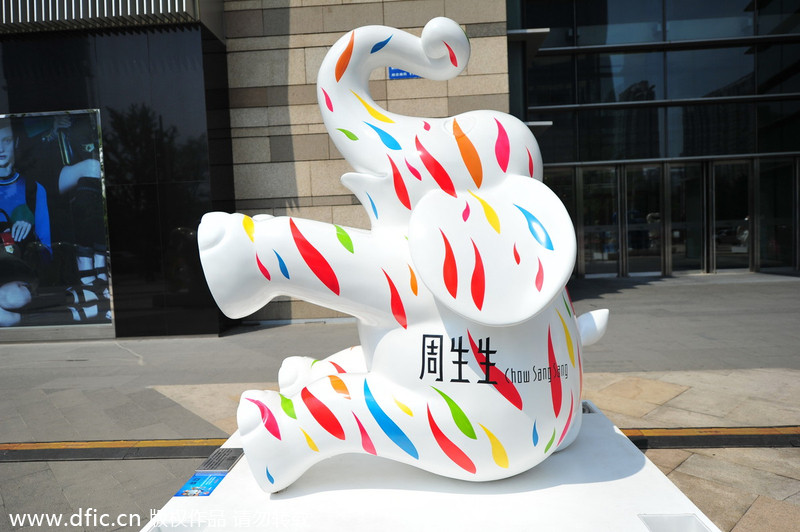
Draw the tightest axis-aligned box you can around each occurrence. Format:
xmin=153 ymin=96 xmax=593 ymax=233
xmin=408 ymin=175 xmax=576 ymax=326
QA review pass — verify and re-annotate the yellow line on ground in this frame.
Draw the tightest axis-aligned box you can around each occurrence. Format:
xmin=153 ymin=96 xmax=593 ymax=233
xmin=621 ymin=426 xmax=800 ymax=438
xmin=0 ymin=438 xmax=228 ymax=451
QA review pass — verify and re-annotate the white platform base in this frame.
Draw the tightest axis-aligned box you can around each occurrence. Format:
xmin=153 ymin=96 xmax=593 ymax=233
xmin=142 ymin=404 xmax=720 ymax=532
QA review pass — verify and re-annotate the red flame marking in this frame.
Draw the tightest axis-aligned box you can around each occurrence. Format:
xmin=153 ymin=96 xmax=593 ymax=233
xmin=527 ymin=147 xmax=534 ymax=177
xmin=290 ymin=219 xmax=340 ymax=295
xmin=389 ymin=155 xmax=411 ymax=210
xmin=548 ymin=327 xmax=562 ymax=418
xmin=322 ymin=87 xmax=333 ymax=112
xmin=405 ymin=158 xmax=422 ymax=180
xmin=427 ymin=406 xmax=475 ymax=473
xmin=536 ymin=257 xmax=544 ymax=292
xmin=441 ymin=230 xmax=458 ymax=298
xmin=256 ymin=254 xmax=271 ymax=280
xmin=468 ymin=331 xmax=522 ymax=410
xmin=557 ymin=392 xmax=575 ymax=447
xmin=416 ymin=136 xmax=456 ymax=197
xmin=444 ymin=41 xmax=458 ymax=67
xmin=383 ymin=269 xmax=407 ymax=329
xmin=301 ymin=387 xmax=345 ymax=440
xmin=471 ymin=240 xmax=485 ymax=311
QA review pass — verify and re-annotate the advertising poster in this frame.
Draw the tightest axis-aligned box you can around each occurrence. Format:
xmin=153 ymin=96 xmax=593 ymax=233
xmin=0 ymin=110 xmax=111 ymax=328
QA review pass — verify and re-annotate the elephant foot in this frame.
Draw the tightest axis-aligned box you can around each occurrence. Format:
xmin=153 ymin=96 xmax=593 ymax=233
xmin=278 ymin=347 xmax=367 ymax=396
xmin=238 ymin=389 xmax=325 ymax=493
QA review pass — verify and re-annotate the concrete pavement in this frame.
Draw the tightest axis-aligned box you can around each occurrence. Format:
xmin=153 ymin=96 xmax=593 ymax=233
xmin=1 ymin=272 xmax=799 ymax=531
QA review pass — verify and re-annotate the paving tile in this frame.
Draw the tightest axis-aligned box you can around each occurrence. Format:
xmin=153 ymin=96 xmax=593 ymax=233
xmin=641 ymin=405 xmax=729 ymax=427
xmin=687 ymin=447 xmax=800 ymax=481
xmin=0 ymin=466 xmax=74 ymax=518
xmin=667 ymin=470 xmax=757 ymax=532
xmin=726 ymin=397 xmax=800 ymax=426
xmin=663 ymin=387 xmax=746 ymax=418
xmin=676 ymin=453 xmax=800 ymax=501
xmin=731 ymin=495 xmax=800 ymax=532
xmin=581 ymin=389 xmax=659 ymax=418
xmin=0 ymin=414 xmax=34 ymax=442
xmin=104 ymin=403 xmax=159 ymax=432
xmin=599 ymin=376 xmax=689 ymax=405
xmin=644 ymin=448 xmax=692 ymax=475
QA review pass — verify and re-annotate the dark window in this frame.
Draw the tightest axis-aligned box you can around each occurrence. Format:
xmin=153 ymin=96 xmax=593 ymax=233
xmin=578 ymin=107 xmax=664 ymax=161
xmin=523 ymin=0 xmax=574 ymax=47
xmin=528 ymin=55 xmax=575 ymax=105
xmin=757 ymin=43 xmax=800 ymax=94
xmin=759 ymin=159 xmax=796 ymax=269
xmin=576 ymin=0 xmax=662 ymax=45
xmin=577 ymin=52 xmax=663 ymax=104
xmin=582 ymin=167 xmax=619 ymax=275
xmin=758 ymin=0 xmax=800 ymax=35
xmin=529 ymin=111 xmax=576 ymax=163
xmin=758 ymin=100 xmax=800 ymax=153
xmin=667 ymin=103 xmax=756 ymax=157
xmin=543 ymin=167 xmax=577 ymax=221
xmin=666 ymin=0 xmax=754 ymax=40
xmin=667 ymin=47 xmax=755 ymax=99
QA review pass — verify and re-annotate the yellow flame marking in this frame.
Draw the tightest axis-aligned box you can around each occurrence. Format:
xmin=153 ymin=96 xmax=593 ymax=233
xmin=394 ymin=396 xmax=413 ymax=416
xmin=480 ymin=424 xmax=509 ymax=468
xmin=468 ymin=191 xmax=500 ymax=233
xmin=301 ymin=428 xmax=319 ymax=452
xmin=242 ymin=215 xmax=255 ymax=242
xmin=351 ymin=90 xmax=394 ymax=123
xmin=557 ymin=310 xmax=576 ymax=367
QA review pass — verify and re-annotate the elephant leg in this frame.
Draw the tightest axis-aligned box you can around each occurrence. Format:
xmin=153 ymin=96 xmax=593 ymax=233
xmin=278 ymin=346 xmax=367 ymax=396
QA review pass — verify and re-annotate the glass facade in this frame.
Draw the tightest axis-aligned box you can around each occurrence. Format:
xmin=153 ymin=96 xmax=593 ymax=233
xmin=511 ymin=0 xmax=800 ymax=276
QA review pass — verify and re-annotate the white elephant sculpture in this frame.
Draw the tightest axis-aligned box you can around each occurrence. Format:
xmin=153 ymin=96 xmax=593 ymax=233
xmin=198 ymin=17 xmax=608 ymax=493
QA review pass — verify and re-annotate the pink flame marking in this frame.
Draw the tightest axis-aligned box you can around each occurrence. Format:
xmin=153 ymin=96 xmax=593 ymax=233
xmin=256 ymin=254 xmax=271 ymax=281
xmin=383 ymin=269 xmax=408 ymax=329
xmin=462 ymin=201 xmax=470 ymax=222
xmin=416 ymin=136 xmax=456 ymax=197
xmin=388 ymin=155 xmax=411 ymax=210
xmin=301 ymin=387 xmax=345 ymax=440
xmin=444 ymin=41 xmax=458 ymax=67
xmin=471 ymin=240 xmax=485 ymax=311
xmin=535 ymin=257 xmax=544 ymax=292
xmin=440 ymin=230 xmax=458 ymax=299
xmin=423 ymin=121 xmax=431 ymax=131
xmin=527 ymin=147 xmax=534 ymax=177
xmin=354 ymin=413 xmax=377 ymax=455
xmin=405 ymin=158 xmax=422 ymax=180
xmin=548 ymin=327 xmax=562 ymax=418
xmin=494 ymin=119 xmax=510 ymax=172
xmin=321 ymin=87 xmax=333 ymax=112
xmin=246 ymin=398 xmax=281 ymax=440
xmin=427 ymin=406 xmax=475 ymax=473
xmin=468 ymin=330 xmax=523 ymax=410
xmin=513 ymin=243 xmax=520 ymax=265
xmin=290 ymin=219 xmax=340 ymax=295
xmin=557 ymin=392 xmax=575 ymax=447
xmin=578 ymin=344 xmax=583 ymax=396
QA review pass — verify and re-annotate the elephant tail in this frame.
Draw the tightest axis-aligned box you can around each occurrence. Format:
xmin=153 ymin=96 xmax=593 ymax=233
xmin=317 ymin=18 xmax=469 ymax=174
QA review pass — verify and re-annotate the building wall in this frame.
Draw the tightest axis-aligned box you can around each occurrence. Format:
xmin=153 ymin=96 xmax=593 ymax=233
xmin=222 ymin=0 xmax=511 ymax=320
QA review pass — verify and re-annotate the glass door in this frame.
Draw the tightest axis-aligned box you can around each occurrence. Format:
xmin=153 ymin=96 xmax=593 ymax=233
xmin=712 ymin=162 xmax=752 ymax=270
xmin=759 ymin=159 xmax=795 ymax=270
xmin=582 ymin=167 xmax=619 ymax=275
xmin=625 ymin=165 xmax=663 ymax=274
xmin=670 ymin=164 xmax=705 ymax=272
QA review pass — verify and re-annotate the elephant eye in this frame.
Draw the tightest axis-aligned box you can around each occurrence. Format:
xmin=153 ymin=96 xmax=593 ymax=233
xmin=515 ymin=205 xmax=554 ymax=251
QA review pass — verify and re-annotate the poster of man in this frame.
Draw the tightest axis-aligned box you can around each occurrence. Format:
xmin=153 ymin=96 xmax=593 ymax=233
xmin=0 ymin=110 xmax=111 ymax=327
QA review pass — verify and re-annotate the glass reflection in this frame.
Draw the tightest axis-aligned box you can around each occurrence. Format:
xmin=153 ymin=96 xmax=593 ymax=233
xmin=529 ymin=111 xmax=576 ymax=163
xmin=576 ymin=0 xmax=662 ymax=45
xmin=667 ymin=48 xmax=754 ymax=99
xmin=626 ymin=166 xmax=662 ymax=274
xmin=528 ymin=55 xmax=574 ymax=106
xmin=667 ymin=104 xmax=755 ymax=157
xmin=670 ymin=164 xmax=704 ymax=272
xmin=758 ymin=0 xmax=800 ymax=35
xmin=757 ymin=43 xmax=800 ymax=94
xmin=666 ymin=0 xmax=753 ymax=40
xmin=543 ymin=168 xmax=576 ymax=221
xmin=523 ymin=0 xmax=574 ymax=47
xmin=759 ymin=159 xmax=795 ymax=269
xmin=578 ymin=52 xmax=663 ymax=104
xmin=713 ymin=163 xmax=751 ymax=270
xmin=758 ymin=100 xmax=800 ymax=153
xmin=582 ymin=167 xmax=619 ymax=275
xmin=579 ymin=107 xmax=663 ymax=161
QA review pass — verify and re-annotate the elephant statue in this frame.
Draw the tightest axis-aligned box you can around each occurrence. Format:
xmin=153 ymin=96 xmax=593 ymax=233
xmin=198 ymin=17 xmax=608 ymax=493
